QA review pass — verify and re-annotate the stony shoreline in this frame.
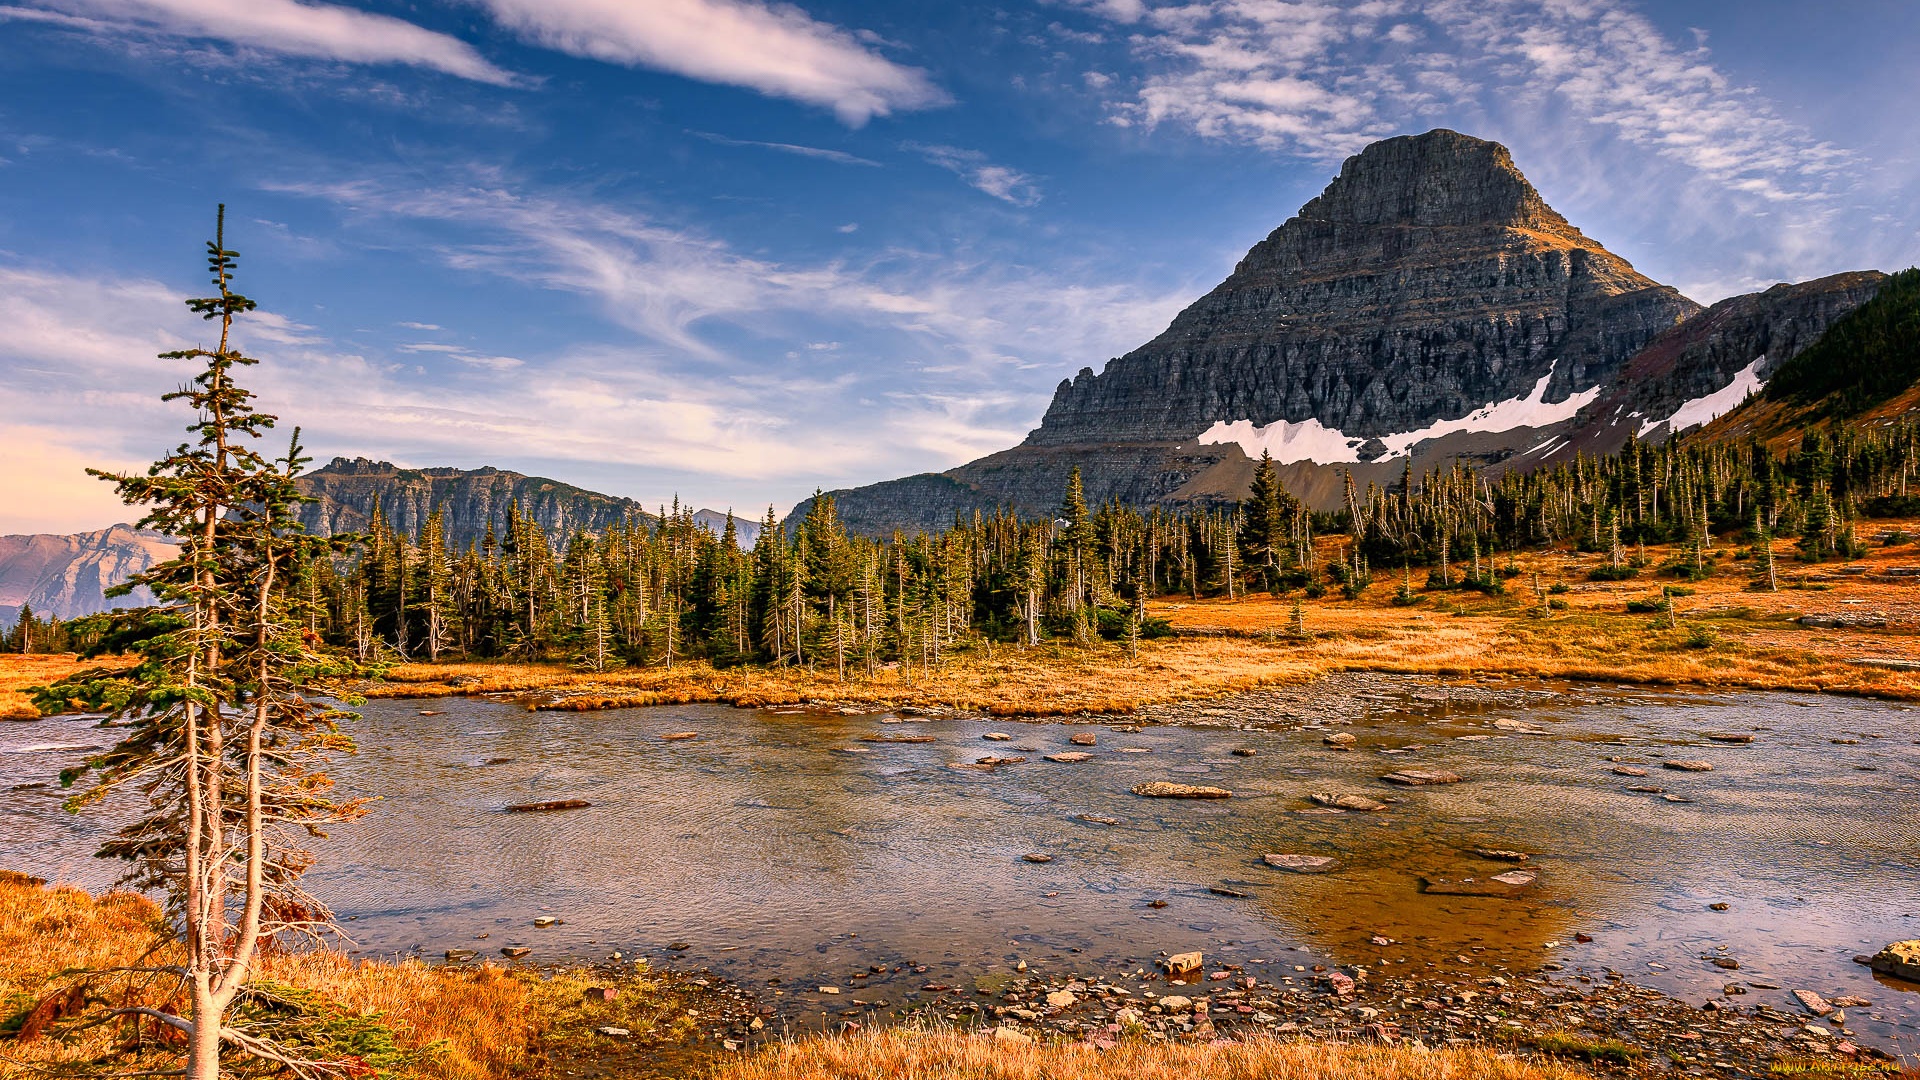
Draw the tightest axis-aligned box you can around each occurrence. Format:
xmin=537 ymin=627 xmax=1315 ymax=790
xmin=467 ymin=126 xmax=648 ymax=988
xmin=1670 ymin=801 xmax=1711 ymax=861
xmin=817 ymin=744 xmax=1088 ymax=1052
xmin=497 ymin=947 xmax=1906 ymax=1078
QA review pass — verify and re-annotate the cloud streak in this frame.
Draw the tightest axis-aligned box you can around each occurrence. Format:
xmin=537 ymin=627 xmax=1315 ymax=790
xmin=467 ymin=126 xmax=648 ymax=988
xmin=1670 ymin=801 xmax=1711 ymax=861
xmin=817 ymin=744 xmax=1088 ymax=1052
xmin=475 ymin=0 xmax=947 ymax=125
xmin=19 ymin=0 xmax=516 ymax=84
xmin=909 ymin=144 xmax=1044 ymax=206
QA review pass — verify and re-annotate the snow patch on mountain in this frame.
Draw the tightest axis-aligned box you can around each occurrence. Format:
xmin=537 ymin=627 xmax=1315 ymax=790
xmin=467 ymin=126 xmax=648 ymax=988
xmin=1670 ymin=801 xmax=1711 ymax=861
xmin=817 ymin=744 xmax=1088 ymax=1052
xmin=1201 ymin=364 xmax=1600 ymax=465
xmin=1638 ymin=356 xmax=1766 ymax=437
xmin=1196 ymin=416 xmax=1364 ymax=464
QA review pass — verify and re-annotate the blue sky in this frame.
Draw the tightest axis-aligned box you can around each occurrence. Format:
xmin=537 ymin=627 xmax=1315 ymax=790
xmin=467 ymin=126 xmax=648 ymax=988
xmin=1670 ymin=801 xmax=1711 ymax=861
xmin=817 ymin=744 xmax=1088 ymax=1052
xmin=2 ymin=0 xmax=1916 ymax=533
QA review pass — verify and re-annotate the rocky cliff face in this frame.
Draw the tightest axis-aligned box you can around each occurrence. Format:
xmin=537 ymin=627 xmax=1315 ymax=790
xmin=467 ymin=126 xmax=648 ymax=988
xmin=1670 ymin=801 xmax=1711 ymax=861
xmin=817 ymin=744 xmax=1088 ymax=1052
xmin=295 ymin=458 xmax=654 ymax=550
xmin=0 ymin=524 xmax=177 ymax=623
xmin=1543 ymin=272 xmax=1889 ymax=463
xmin=812 ymin=129 xmax=1706 ymax=527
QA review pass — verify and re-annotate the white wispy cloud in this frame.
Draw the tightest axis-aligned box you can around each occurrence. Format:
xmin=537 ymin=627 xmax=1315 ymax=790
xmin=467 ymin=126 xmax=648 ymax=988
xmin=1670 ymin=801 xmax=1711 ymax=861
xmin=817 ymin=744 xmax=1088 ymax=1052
xmin=908 ymin=144 xmax=1044 ymax=206
xmin=473 ymin=0 xmax=948 ymax=125
xmin=14 ymin=0 xmax=516 ymax=85
xmin=689 ymin=130 xmax=882 ymax=167
xmin=1084 ymin=0 xmax=1851 ymax=200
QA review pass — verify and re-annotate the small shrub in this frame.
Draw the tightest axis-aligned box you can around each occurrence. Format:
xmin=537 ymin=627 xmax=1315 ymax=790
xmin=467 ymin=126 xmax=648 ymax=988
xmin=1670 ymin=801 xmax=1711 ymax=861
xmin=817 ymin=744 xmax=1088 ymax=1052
xmin=1547 ymin=582 xmax=1570 ymax=595
xmin=1547 ymin=598 xmax=1569 ymax=610
xmin=1625 ymin=597 xmax=1662 ymax=614
xmin=1683 ymin=624 xmax=1718 ymax=649
xmin=1589 ymin=564 xmax=1638 ymax=581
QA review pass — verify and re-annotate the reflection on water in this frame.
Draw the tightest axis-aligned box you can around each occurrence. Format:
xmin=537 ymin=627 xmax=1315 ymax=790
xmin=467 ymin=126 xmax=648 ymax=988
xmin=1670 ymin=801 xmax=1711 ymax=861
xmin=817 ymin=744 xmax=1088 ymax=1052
xmin=3 ymin=678 xmax=1917 ymax=1048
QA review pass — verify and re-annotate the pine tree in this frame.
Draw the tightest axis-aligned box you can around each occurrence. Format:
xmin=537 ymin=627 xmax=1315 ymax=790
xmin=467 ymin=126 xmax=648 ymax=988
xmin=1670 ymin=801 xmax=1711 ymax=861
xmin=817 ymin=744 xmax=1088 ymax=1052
xmin=36 ymin=208 xmax=365 ymax=1080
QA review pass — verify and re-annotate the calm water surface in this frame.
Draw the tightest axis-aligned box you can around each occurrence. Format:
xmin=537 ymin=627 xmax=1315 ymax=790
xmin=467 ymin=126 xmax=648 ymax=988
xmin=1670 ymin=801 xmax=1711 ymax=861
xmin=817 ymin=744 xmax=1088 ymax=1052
xmin=4 ymin=678 xmax=1917 ymax=1049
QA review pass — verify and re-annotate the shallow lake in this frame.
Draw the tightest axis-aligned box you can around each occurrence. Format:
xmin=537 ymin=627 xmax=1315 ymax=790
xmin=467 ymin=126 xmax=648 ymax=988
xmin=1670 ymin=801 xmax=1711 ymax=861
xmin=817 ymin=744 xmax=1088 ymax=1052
xmin=4 ymin=676 xmax=1917 ymax=1050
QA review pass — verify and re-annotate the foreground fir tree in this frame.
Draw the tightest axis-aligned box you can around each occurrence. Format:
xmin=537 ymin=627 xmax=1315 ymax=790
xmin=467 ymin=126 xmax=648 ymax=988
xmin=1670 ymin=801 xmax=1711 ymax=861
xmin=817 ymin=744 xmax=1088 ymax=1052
xmin=34 ymin=207 xmax=364 ymax=1080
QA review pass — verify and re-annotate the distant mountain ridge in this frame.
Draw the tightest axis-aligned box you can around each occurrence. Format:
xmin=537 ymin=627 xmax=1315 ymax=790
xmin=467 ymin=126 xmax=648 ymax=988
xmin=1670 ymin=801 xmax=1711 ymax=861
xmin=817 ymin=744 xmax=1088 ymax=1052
xmin=0 ymin=524 xmax=177 ymax=624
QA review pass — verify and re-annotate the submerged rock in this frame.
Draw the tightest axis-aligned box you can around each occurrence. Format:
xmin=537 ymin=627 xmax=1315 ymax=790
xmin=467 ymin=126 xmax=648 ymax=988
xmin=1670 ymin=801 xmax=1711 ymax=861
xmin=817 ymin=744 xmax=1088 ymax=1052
xmin=861 ymin=734 xmax=937 ymax=744
xmin=1263 ymin=854 xmax=1339 ymax=873
xmin=1381 ymin=769 xmax=1463 ymax=786
xmin=1310 ymin=792 xmax=1389 ymax=812
xmin=1133 ymin=781 xmax=1231 ymax=798
xmin=1422 ymin=870 xmax=1535 ymax=897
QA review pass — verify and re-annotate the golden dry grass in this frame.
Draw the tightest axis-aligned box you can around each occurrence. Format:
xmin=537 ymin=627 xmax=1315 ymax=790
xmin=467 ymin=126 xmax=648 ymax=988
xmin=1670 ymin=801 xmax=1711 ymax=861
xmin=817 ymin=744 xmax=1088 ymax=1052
xmin=0 ymin=654 xmax=128 ymax=721
xmin=712 ymin=1026 xmax=1594 ymax=1080
xmin=0 ymin=872 xmax=685 ymax=1080
xmin=349 ymin=528 xmax=1920 ymax=716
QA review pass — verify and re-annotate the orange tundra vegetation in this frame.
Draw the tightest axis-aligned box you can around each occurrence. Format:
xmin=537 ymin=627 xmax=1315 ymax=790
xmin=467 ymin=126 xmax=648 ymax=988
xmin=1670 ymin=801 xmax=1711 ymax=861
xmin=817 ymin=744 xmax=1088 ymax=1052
xmin=342 ymin=530 xmax=1920 ymax=716
xmin=0 ymin=871 xmax=695 ymax=1080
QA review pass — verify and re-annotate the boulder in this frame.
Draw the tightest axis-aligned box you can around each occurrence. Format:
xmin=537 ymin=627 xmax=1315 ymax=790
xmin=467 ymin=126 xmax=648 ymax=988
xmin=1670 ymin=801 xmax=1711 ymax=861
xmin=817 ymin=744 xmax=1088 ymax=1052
xmin=1133 ymin=781 xmax=1231 ymax=798
xmin=1157 ymin=995 xmax=1193 ymax=1012
xmin=1046 ymin=990 xmax=1077 ymax=1008
xmin=1323 ymin=732 xmax=1357 ymax=747
xmin=992 ymin=1026 xmax=1032 ymax=1045
xmin=1868 ymin=940 xmax=1920 ymax=983
xmin=1163 ymin=951 xmax=1204 ymax=977
xmin=1070 ymin=732 xmax=1098 ymax=746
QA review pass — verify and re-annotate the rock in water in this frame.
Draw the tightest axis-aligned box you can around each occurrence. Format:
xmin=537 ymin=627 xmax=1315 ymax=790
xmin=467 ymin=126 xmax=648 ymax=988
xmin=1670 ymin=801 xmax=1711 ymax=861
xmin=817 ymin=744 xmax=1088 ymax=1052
xmin=1792 ymin=989 xmax=1834 ymax=1016
xmin=1163 ymin=952 xmax=1204 ymax=978
xmin=861 ymin=733 xmax=937 ymax=744
xmin=1045 ymin=752 xmax=1094 ymax=763
xmin=1133 ymin=781 xmax=1232 ymax=799
xmin=1323 ymin=732 xmax=1357 ymax=747
xmin=1422 ymin=870 xmax=1535 ymax=897
xmin=1611 ymin=765 xmax=1650 ymax=776
xmin=1263 ymin=854 xmax=1339 ymax=873
xmin=505 ymin=799 xmax=591 ymax=813
xmin=660 ymin=731 xmax=699 ymax=740
xmin=1023 ymin=853 xmax=1053 ymax=864
xmin=983 ymin=732 xmax=1013 ymax=741
xmin=1474 ymin=848 xmax=1530 ymax=862
xmin=1664 ymin=760 xmax=1715 ymax=772
xmin=1708 ymin=733 xmax=1754 ymax=743
xmin=1310 ymin=792 xmax=1389 ymax=812
xmin=1381 ymin=769 xmax=1463 ymax=786
xmin=1868 ymin=941 xmax=1920 ymax=983
xmin=1070 ymin=732 xmax=1097 ymax=746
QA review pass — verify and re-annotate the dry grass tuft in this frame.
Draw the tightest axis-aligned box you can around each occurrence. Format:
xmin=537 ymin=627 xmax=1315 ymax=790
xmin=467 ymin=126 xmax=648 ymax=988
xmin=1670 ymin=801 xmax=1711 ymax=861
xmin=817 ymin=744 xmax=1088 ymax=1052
xmin=0 ymin=872 xmax=681 ymax=1080
xmin=713 ymin=1026 xmax=1594 ymax=1080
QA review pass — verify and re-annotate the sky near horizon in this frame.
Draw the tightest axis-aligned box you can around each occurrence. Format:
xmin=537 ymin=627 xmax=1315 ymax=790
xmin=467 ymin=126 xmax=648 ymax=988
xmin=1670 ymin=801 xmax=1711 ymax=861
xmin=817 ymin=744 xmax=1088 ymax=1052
xmin=1 ymin=0 xmax=1916 ymax=534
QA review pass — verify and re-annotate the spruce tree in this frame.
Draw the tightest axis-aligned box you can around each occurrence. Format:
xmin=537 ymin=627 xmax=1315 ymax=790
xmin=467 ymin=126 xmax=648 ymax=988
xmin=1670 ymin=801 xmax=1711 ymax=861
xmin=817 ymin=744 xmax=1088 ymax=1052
xmin=35 ymin=208 xmax=364 ymax=1080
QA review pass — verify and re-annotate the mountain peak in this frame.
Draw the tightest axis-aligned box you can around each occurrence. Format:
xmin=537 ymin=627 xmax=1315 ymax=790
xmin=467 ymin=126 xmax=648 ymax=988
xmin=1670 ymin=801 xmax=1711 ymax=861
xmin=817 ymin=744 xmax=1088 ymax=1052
xmin=1295 ymin=129 xmax=1574 ymax=236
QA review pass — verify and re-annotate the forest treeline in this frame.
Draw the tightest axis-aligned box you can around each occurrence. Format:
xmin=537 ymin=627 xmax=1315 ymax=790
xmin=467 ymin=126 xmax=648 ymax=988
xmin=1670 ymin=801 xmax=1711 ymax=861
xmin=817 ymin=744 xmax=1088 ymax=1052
xmin=12 ymin=419 xmax=1920 ymax=670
